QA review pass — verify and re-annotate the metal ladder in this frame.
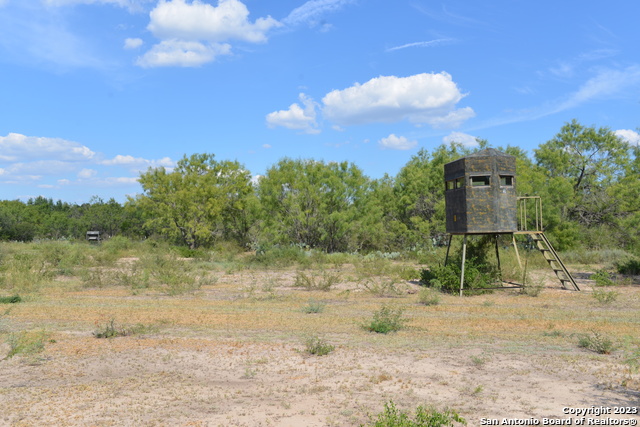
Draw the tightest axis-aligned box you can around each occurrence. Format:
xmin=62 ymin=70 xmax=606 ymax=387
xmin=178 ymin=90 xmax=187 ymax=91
xmin=530 ymin=232 xmax=580 ymax=291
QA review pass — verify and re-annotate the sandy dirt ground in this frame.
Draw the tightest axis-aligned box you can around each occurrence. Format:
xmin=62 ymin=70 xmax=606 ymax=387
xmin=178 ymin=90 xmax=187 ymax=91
xmin=1 ymin=269 xmax=639 ymax=426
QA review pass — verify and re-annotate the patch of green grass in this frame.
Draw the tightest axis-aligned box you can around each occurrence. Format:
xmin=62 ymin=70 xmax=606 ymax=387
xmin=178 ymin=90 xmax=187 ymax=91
xmin=366 ymin=400 xmax=466 ymax=426
xmin=4 ymin=329 xmax=48 ymax=360
xmin=0 ymin=294 xmax=22 ymax=304
xmin=304 ymin=336 xmax=335 ymax=356
xmin=363 ymin=305 xmax=408 ymax=334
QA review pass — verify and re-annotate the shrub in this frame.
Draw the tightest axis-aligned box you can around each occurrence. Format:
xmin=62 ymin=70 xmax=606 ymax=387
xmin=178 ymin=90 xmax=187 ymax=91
xmin=304 ymin=336 xmax=335 ymax=356
xmin=616 ymin=258 xmax=640 ymax=275
xmin=420 ymin=236 xmax=498 ymax=295
xmin=418 ymin=288 xmax=440 ymax=306
xmin=592 ymin=288 xmax=618 ymax=304
xmin=591 ymin=270 xmax=616 ymax=287
xmin=577 ymin=331 xmax=616 ymax=354
xmin=294 ymin=270 xmax=339 ymax=291
xmin=363 ymin=305 xmax=408 ymax=334
xmin=0 ymin=294 xmax=22 ymax=304
xmin=361 ymin=278 xmax=402 ymax=297
xmin=367 ymin=400 xmax=466 ymax=426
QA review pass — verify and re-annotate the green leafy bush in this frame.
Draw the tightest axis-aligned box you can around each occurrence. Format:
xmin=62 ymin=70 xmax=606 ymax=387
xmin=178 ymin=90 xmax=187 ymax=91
xmin=591 ymin=269 xmax=616 ymax=287
xmin=363 ymin=305 xmax=408 ymax=334
xmin=367 ymin=400 xmax=466 ymax=426
xmin=420 ymin=237 xmax=498 ymax=295
xmin=616 ymin=258 xmax=640 ymax=275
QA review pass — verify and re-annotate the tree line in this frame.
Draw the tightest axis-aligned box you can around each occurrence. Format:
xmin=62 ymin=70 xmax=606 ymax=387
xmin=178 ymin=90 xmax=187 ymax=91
xmin=2 ymin=119 xmax=639 ymax=253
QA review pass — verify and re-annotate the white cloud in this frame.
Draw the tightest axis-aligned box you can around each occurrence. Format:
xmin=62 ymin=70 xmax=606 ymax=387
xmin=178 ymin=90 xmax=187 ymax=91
xmin=124 ymin=37 xmax=143 ymax=49
xmin=442 ymin=131 xmax=479 ymax=147
xmin=379 ymin=134 xmax=417 ymax=150
xmin=101 ymin=155 xmax=175 ymax=171
xmin=138 ymin=0 xmax=280 ymax=67
xmin=615 ymin=129 xmax=640 ymax=145
xmin=266 ymin=93 xmax=320 ymax=134
xmin=137 ymin=40 xmax=230 ymax=67
xmin=262 ymin=144 xmax=271 ymax=149
xmin=283 ymin=0 xmax=354 ymax=27
xmin=78 ymin=168 xmax=98 ymax=178
xmin=0 ymin=133 xmax=95 ymax=162
xmin=148 ymin=0 xmax=280 ymax=43
xmin=322 ymin=73 xmax=475 ymax=128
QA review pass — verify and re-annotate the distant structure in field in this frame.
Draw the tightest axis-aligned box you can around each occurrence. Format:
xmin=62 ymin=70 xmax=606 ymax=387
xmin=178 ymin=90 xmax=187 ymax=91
xmin=442 ymin=148 xmax=579 ymax=295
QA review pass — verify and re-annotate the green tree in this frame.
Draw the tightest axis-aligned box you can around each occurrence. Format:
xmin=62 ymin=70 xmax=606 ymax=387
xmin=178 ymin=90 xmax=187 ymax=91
xmin=393 ymin=144 xmax=469 ymax=247
xmin=134 ymin=153 xmax=253 ymax=249
xmin=257 ymin=158 xmax=384 ymax=252
xmin=535 ymin=119 xmax=630 ymax=228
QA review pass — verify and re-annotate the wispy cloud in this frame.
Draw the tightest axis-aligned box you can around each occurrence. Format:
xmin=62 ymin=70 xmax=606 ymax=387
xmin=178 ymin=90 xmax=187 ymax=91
xmin=282 ymin=0 xmax=355 ymax=27
xmin=386 ymin=38 xmax=455 ymax=52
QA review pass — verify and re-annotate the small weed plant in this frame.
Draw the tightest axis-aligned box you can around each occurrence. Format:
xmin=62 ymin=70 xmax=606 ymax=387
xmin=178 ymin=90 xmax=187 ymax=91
xmin=577 ymin=331 xmax=616 ymax=354
xmin=93 ymin=318 xmax=152 ymax=339
xmin=302 ymin=299 xmax=326 ymax=314
xmin=366 ymin=400 xmax=466 ymax=426
xmin=304 ymin=336 xmax=335 ymax=356
xmin=592 ymin=288 xmax=618 ymax=304
xmin=294 ymin=270 xmax=339 ymax=291
xmin=363 ymin=305 xmax=408 ymax=334
xmin=361 ymin=278 xmax=402 ymax=297
xmin=418 ymin=288 xmax=440 ymax=306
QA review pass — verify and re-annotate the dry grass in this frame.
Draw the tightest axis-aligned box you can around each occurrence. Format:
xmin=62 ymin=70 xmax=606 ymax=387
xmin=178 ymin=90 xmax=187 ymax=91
xmin=1 ymin=241 xmax=639 ymax=426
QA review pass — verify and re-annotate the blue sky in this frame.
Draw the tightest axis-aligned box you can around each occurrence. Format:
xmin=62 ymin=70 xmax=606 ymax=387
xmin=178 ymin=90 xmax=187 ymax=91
xmin=1 ymin=0 xmax=639 ymax=203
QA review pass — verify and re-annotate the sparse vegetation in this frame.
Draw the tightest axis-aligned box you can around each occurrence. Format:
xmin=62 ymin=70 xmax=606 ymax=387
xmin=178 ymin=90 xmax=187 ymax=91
xmin=304 ymin=335 xmax=335 ymax=356
xmin=366 ymin=401 xmax=466 ymax=426
xmin=302 ymin=299 xmax=326 ymax=314
xmin=417 ymin=288 xmax=440 ymax=306
xmin=4 ymin=329 xmax=47 ymax=360
xmin=592 ymin=288 xmax=618 ymax=304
